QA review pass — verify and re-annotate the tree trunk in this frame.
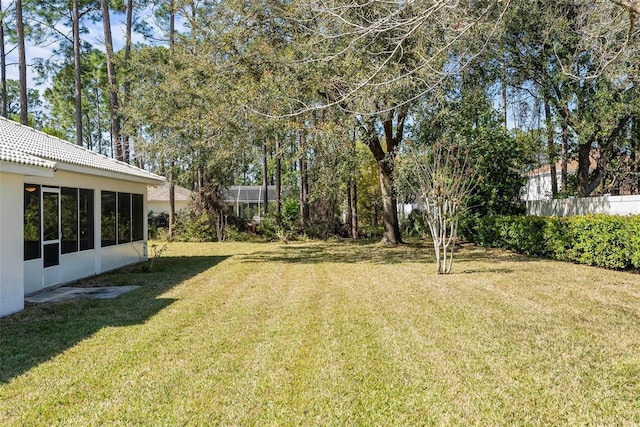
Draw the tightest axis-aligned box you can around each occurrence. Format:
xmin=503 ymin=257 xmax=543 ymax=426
xmin=298 ymin=130 xmax=309 ymax=227
xmin=380 ymin=110 xmax=405 ymax=244
xmin=262 ymin=141 xmax=268 ymax=217
xmin=502 ymin=57 xmax=508 ymax=129
xmin=349 ymin=128 xmax=359 ymax=240
xmin=167 ymin=1 xmax=176 ymax=236
xmin=351 ymin=180 xmax=358 ymax=240
xmin=544 ymin=96 xmax=557 ymax=197
xmin=121 ymin=0 xmax=133 ymax=163
xmin=169 ymin=0 xmax=175 ymax=50
xmin=72 ymin=0 xmax=83 ymax=145
xmin=15 ymin=0 xmax=27 ymax=125
xmin=347 ymin=179 xmax=358 ymax=240
xmin=100 ymin=0 xmax=122 ymax=161
xmin=347 ymin=184 xmax=353 ymax=237
xmin=378 ymin=159 xmax=401 ymax=244
xmin=576 ymin=142 xmax=591 ymax=197
xmin=0 ymin=5 xmax=7 ymax=118
xmin=169 ymin=163 xmax=175 ymax=237
xmin=95 ymin=86 xmax=101 ymax=152
xmin=275 ymin=136 xmax=282 ymax=223
xmin=561 ymin=119 xmax=569 ymax=193
xmin=359 ymin=113 xmax=403 ymax=244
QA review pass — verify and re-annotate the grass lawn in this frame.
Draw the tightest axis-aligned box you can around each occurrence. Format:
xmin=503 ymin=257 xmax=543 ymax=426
xmin=2 ymin=241 xmax=640 ymax=425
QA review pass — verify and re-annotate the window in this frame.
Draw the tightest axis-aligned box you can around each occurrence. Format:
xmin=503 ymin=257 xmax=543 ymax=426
xmin=24 ymin=184 xmax=41 ymax=260
xmin=61 ymin=188 xmax=78 ymax=254
xmin=79 ymin=189 xmax=94 ymax=250
xmin=118 ymin=193 xmax=131 ymax=243
xmin=102 ymin=191 xmax=144 ymax=246
xmin=132 ymin=194 xmax=144 ymax=241
xmin=101 ymin=191 xmax=117 ymax=247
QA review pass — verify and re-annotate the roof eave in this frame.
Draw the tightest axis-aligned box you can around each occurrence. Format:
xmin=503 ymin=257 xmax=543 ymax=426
xmin=57 ymin=163 xmax=165 ymax=185
xmin=0 ymin=160 xmax=55 ymax=177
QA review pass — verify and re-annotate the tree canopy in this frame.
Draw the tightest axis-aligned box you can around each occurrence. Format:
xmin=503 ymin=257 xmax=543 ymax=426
xmin=5 ymin=0 xmax=640 ymax=242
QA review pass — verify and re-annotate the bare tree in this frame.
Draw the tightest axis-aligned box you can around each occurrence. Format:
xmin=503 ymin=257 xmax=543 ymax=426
xmin=609 ymin=0 xmax=640 ymax=14
xmin=396 ymin=143 xmax=475 ymax=274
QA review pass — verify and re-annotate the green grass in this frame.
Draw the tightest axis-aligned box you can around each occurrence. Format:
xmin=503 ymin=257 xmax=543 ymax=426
xmin=2 ymin=241 xmax=640 ymax=425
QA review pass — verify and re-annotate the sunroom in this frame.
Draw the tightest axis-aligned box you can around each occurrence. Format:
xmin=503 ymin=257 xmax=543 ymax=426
xmin=0 ymin=117 xmax=164 ymax=317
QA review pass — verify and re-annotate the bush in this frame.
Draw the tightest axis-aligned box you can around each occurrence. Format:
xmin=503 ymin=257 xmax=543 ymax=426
xmin=148 ymin=211 xmax=169 ymax=239
xmin=401 ymin=210 xmax=429 ymax=238
xmin=465 ymin=214 xmax=640 ymax=271
xmin=172 ymin=212 xmax=215 ymax=242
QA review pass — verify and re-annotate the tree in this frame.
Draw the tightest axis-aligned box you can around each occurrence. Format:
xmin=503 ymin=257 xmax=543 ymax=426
xmin=27 ymin=0 xmax=99 ymax=145
xmin=15 ymin=0 xmax=26 ymax=124
xmin=0 ymin=0 xmax=11 ymax=118
xmin=44 ymin=49 xmax=110 ymax=152
xmin=99 ymin=0 xmax=122 ymax=160
xmin=4 ymin=79 xmax=43 ymax=125
xmin=396 ymin=143 xmax=475 ymax=274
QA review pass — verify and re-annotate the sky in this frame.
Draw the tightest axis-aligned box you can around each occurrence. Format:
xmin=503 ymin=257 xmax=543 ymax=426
xmin=5 ymin=6 xmax=167 ymax=97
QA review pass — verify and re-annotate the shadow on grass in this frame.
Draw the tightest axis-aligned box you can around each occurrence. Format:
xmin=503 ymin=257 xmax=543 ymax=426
xmin=0 ymin=255 xmax=227 ymax=384
xmin=238 ymin=241 xmax=545 ymax=272
xmin=237 ymin=241 xmax=434 ymax=264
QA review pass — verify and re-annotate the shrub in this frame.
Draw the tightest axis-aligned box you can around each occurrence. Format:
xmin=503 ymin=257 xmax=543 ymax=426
xmin=148 ymin=211 xmax=169 ymax=239
xmin=629 ymin=216 xmax=640 ymax=269
xmin=401 ymin=210 xmax=429 ymax=238
xmin=568 ymin=215 xmax=629 ymax=269
xmin=172 ymin=212 xmax=215 ymax=242
xmin=466 ymin=214 xmax=640 ymax=271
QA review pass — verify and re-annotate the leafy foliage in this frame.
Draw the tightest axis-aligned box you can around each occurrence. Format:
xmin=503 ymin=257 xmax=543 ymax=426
xmin=465 ymin=214 xmax=640 ymax=270
xmin=413 ymin=92 xmax=532 ymax=218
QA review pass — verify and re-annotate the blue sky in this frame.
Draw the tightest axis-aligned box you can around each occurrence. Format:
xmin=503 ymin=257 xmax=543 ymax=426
xmin=5 ymin=6 xmax=167 ymax=95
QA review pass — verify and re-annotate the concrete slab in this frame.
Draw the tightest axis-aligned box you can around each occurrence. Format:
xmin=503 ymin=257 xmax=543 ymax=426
xmin=25 ymin=286 xmax=140 ymax=303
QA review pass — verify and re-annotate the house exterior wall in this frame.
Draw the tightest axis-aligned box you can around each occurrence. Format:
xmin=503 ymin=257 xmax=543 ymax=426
xmin=147 ymin=200 xmax=188 ymax=215
xmin=20 ymin=170 xmax=150 ymax=299
xmin=0 ymin=172 xmax=25 ymax=317
xmin=522 ymin=172 xmax=563 ymax=201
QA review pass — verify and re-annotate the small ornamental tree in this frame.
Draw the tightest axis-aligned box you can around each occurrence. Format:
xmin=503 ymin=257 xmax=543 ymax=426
xmin=396 ymin=142 xmax=475 ymax=274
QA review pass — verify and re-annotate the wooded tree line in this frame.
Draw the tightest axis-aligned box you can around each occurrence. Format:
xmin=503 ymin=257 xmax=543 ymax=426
xmin=3 ymin=0 xmax=640 ymax=243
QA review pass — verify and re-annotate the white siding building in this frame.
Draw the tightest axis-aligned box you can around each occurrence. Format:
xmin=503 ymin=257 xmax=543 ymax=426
xmin=0 ymin=118 xmax=164 ymax=317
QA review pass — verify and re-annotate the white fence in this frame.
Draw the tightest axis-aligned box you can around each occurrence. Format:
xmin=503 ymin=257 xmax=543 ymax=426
xmin=526 ymin=195 xmax=640 ymax=217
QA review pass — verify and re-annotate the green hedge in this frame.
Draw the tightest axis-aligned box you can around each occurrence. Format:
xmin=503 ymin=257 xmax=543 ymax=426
xmin=464 ymin=214 xmax=640 ymax=270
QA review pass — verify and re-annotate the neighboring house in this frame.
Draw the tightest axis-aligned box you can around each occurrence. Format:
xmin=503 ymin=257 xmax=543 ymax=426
xmin=147 ymin=182 xmax=192 ymax=215
xmin=522 ymin=156 xmax=635 ymax=201
xmin=0 ymin=117 xmax=164 ymax=317
xmin=523 ymin=158 xmax=640 ymax=216
xmin=223 ymin=185 xmax=276 ymax=220
xmin=522 ymin=160 xmax=580 ymax=201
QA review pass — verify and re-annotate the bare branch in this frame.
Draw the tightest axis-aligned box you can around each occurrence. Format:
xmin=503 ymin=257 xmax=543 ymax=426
xmin=609 ymin=0 xmax=640 ymax=14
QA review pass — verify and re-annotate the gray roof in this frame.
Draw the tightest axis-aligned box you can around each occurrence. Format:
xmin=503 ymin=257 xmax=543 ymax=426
xmin=0 ymin=117 xmax=164 ymax=183
xmin=147 ymin=182 xmax=192 ymax=201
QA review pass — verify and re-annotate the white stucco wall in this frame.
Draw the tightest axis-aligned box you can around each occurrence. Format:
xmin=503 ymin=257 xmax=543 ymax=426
xmin=0 ymin=172 xmax=25 ymax=317
xmin=147 ymin=200 xmax=188 ymax=215
xmin=522 ymin=172 xmax=563 ymax=201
